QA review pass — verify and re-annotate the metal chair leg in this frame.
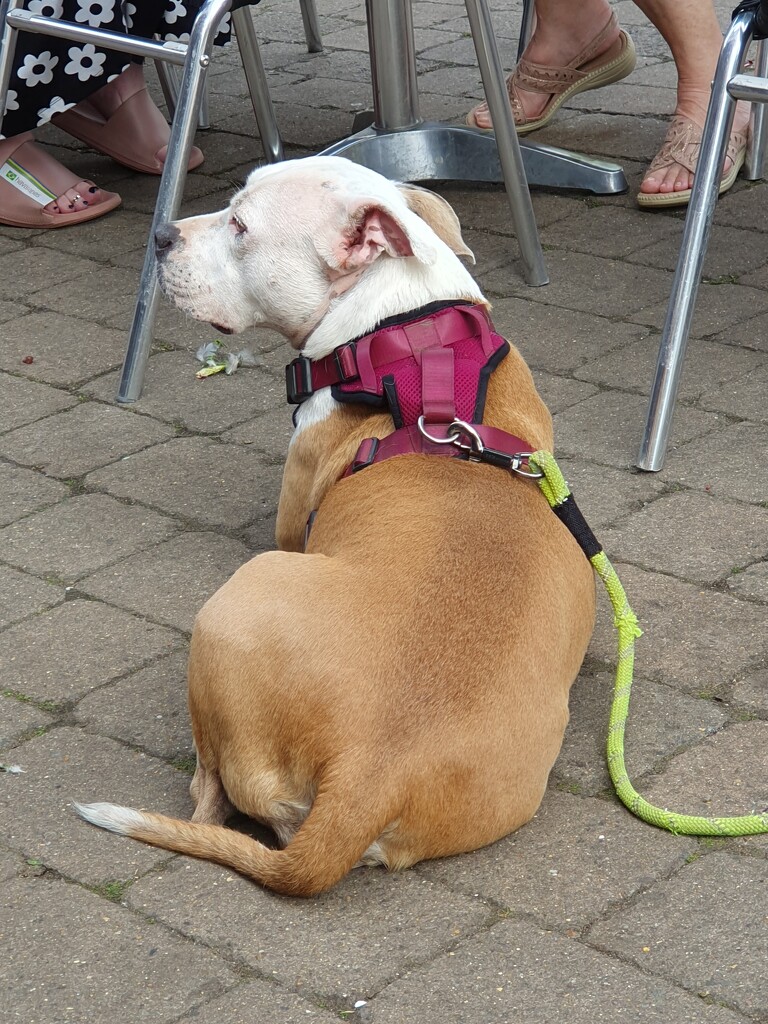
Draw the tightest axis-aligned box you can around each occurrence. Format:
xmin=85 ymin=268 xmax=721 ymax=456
xmin=636 ymin=10 xmax=756 ymax=470
xmin=465 ymin=0 xmax=548 ymax=286
xmin=299 ymin=0 xmax=323 ymax=53
xmin=745 ymin=36 xmax=768 ymax=178
xmin=0 ymin=0 xmax=22 ymax=135
xmin=118 ymin=0 xmax=232 ymax=404
xmin=232 ymin=4 xmax=283 ymax=163
xmin=154 ymin=59 xmax=211 ymax=129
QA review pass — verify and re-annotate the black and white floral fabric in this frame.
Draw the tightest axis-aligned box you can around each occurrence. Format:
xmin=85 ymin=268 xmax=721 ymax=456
xmin=1 ymin=0 xmax=237 ymax=138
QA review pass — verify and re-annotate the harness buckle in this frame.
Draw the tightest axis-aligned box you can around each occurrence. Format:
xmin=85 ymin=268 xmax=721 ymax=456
xmin=333 ymin=342 xmax=358 ymax=383
xmin=286 ymin=356 xmax=313 ymax=404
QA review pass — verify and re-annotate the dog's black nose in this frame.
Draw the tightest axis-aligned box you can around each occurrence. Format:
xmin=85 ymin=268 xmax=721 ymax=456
xmin=155 ymin=222 xmax=181 ymax=260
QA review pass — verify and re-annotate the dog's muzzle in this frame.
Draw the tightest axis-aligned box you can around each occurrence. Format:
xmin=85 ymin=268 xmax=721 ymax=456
xmin=155 ymin=222 xmax=181 ymax=262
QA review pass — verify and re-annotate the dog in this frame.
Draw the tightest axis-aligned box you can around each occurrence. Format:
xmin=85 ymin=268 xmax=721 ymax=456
xmin=75 ymin=157 xmax=595 ymax=896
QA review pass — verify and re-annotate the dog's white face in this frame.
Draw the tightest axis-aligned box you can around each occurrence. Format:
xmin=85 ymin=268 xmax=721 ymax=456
xmin=156 ymin=156 xmax=476 ymax=348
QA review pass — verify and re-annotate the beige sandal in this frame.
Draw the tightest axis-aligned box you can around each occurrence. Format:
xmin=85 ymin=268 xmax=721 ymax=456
xmin=636 ymin=115 xmax=748 ymax=208
xmin=467 ymin=11 xmax=636 ymax=134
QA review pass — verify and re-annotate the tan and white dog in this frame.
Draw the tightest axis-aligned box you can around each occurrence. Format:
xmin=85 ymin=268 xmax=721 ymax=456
xmin=75 ymin=157 xmax=595 ymax=896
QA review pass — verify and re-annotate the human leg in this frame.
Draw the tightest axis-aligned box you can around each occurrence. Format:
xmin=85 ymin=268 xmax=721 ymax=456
xmin=634 ymin=0 xmax=750 ymax=204
xmin=467 ymin=0 xmax=635 ymax=131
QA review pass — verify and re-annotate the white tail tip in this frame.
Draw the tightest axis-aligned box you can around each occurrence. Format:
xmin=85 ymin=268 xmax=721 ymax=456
xmin=73 ymin=801 xmax=146 ymax=836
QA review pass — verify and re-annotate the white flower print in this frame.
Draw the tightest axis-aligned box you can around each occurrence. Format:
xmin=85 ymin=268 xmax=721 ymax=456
xmin=216 ymin=12 xmax=231 ymax=35
xmin=3 ymin=89 xmax=19 ymax=114
xmin=74 ymin=0 xmax=115 ymax=28
xmin=64 ymin=43 xmax=107 ymax=82
xmin=163 ymin=32 xmax=190 ymax=45
xmin=122 ymin=1 xmax=137 ymax=30
xmin=163 ymin=0 xmax=187 ymax=26
xmin=27 ymin=0 xmax=64 ymax=16
xmin=36 ymin=96 xmax=76 ymax=125
xmin=17 ymin=50 xmax=59 ymax=88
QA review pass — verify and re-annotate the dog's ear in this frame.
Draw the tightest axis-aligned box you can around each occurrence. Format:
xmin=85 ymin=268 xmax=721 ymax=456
xmin=320 ymin=197 xmax=439 ymax=273
xmin=397 ymin=184 xmax=475 ymax=264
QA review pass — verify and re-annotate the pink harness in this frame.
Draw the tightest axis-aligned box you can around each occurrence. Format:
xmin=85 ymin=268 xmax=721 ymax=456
xmin=287 ymin=302 xmax=538 ymax=476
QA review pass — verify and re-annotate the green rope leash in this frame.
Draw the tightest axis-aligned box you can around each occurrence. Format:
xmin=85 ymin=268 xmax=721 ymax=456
xmin=530 ymin=449 xmax=768 ymax=838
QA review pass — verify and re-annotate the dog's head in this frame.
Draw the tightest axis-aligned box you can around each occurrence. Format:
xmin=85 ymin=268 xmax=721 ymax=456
xmin=155 ymin=156 xmax=475 ymax=347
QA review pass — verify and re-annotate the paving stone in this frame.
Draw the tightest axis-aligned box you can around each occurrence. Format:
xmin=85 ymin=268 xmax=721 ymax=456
xmin=0 ymin=372 xmax=77 ymax=432
xmin=0 ymin=248 xmax=99 ymax=303
xmin=628 ymin=223 xmax=768 ymax=280
xmin=588 ymin=854 xmax=768 ymax=1016
xmin=0 ymin=876 xmax=236 ymax=1024
xmin=269 ymin=75 xmax=374 ymax=111
xmin=640 ymin=721 xmax=768 ymax=850
xmin=0 ymin=312 xmax=131 ymax=386
xmin=30 ymin=210 xmax=151 ymax=261
xmin=731 ymin=669 xmax=768 ymax=714
xmin=0 ymin=694 xmax=52 ymax=751
xmin=419 ymin=789 xmax=695 ymax=928
xmin=629 ymin=282 xmax=768 ymax=337
xmin=482 ymin=251 xmax=673 ymax=317
xmin=659 ymin=421 xmax=768 ymax=504
xmin=553 ymin=670 xmax=727 ymax=796
xmin=587 ymin=564 xmax=768 ymax=694
xmin=173 ymin=982 xmax=339 ymax=1024
xmin=0 ymin=565 xmax=64 ymax=630
xmin=540 ymin=204 xmax=682 ymax=259
xmin=127 ymin=858 xmax=493 ymax=1001
xmin=371 ymin=918 xmax=743 ymax=1024
xmin=530 ymin=371 xmax=599 ymax=415
xmin=727 ymin=560 xmax=768 ymax=602
xmin=0 ymin=493 xmax=179 ymax=582
xmin=0 ymin=848 xmax=21 ymax=881
xmin=553 ymin=458 xmax=665 ymax=531
xmin=86 ymin=437 xmax=283 ymax=529
xmin=599 ymin=491 xmax=768 ymax=583
xmin=699 ymin=361 xmax=768 ymax=423
xmin=75 ymin=650 xmax=193 ymax=762
xmin=574 ymin=335 xmax=766 ymax=401
xmin=223 ymin=406 xmax=296 ymax=459
xmin=0 ymin=728 xmax=191 ymax=883
xmin=553 ymin=391 xmax=720 ymax=468
xmin=84 ymin=350 xmax=285 ymax=432
xmin=27 ymin=265 xmax=151 ymax=326
xmin=0 ymin=299 xmax=29 ymax=323
xmin=241 ymin=511 xmax=279 ymax=554
xmin=0 ymin=600 xmax=180 ymax=705
xmin=0 ymin=463 xmax=68 ymax=527
xmin=0 ymin=402 xmax=175 ymax=477
xmin=78 ymin=533 xmax=252 ymax=632
xmin=452 ymin=182 xmax=582 ymax=235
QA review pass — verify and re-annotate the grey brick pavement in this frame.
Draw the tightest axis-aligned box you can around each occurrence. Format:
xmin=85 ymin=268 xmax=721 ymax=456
xmin=0 ymin=1 xmax=766 ymax=1021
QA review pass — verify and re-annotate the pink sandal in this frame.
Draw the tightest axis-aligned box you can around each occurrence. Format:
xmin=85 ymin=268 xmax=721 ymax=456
xmin=0 ymin=133 xmax=121 ymax=228
xmin=52 ymin=69 xmax=204 ymax=176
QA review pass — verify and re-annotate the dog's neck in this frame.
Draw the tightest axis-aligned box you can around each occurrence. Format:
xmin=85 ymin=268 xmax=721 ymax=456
xmin=301 ymin=249 xmax=486 ymax=362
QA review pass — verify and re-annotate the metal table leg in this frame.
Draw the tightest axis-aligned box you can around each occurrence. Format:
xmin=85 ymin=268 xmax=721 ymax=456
xmin=321 ymin=0 xmax=628 ymax=235
xmin=636 ymin=12 xmax=754 ymax=471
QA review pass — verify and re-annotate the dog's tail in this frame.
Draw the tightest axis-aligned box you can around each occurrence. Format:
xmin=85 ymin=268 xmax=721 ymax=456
xmin=73 ymin=785 xmax=396 ymax=896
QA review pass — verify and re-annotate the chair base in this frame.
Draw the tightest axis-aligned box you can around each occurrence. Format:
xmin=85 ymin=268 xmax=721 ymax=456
xmin=323 ymin=120 xmax=627 ymax=195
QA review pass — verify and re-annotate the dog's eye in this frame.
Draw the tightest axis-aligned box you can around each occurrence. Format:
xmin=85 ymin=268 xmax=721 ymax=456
xmin=230 ymin=214 xmax=247 ymax=236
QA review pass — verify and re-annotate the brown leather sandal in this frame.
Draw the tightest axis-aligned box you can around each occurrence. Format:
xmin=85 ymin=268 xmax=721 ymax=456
xmin=636 ymin=115 xmax=748 ymax=208
xmin=467 ymin=11 xmax=636 ymax=134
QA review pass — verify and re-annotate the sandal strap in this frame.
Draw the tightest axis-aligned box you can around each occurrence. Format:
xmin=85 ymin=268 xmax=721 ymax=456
xmin=647 ymin=115 xmax=748 ymax=177
xmin=513 ymin=10 xmax=619 ymax=96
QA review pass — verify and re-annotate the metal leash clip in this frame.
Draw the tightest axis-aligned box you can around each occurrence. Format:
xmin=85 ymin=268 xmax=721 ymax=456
xmin=417 ymin=416 xmax=543 ymax=478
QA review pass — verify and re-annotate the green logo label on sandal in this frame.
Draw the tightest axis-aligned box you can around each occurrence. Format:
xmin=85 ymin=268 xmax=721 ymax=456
xmin=1 ymin=158 xmax=57 ymax=207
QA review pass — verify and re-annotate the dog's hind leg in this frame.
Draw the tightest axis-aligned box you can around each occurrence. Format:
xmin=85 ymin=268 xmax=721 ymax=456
xmin=189 ymin=752 xmax=233 ymax=826
xmin=74 ymin=764 xmax=401 ymax=896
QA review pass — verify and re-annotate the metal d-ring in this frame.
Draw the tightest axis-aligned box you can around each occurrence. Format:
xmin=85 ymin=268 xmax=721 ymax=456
xmin=417 ymin=415 xmax=488 ymax=455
